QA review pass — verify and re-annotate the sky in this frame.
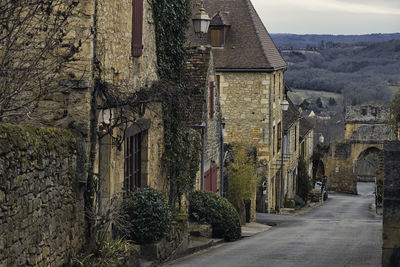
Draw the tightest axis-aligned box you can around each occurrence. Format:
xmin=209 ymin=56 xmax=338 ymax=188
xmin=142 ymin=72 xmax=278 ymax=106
xmin=251 ymin=0 xmax=400 ymax=35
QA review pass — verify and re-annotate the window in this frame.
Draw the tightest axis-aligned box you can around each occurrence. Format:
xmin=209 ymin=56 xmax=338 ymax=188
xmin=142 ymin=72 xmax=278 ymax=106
xmin=272 ymin=125 xmax=275 ymax=156
xmin=209 ymin=82 xmax=215 ymax=118
xmin=132 ymin=0 xmax=143 ymax=57
xmin=125 ymin=132 xmax=142 ymax=191
xmin=294 ymin=126 xmax=297 ymax=151
xmin=277 ymin=122 xmax=282 ymax=152
xmin=272 ymin=74 xmax=275 ymax=102
xmin=210 ymin=29 xmax=223 ymax=47
xmin=216 ymin=75 xmax=220 ymax=95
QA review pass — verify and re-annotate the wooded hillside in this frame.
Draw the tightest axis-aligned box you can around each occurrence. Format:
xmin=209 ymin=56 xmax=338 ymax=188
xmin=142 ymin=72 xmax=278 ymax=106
xmin=275 ymin=36 xmax=400 ymax=106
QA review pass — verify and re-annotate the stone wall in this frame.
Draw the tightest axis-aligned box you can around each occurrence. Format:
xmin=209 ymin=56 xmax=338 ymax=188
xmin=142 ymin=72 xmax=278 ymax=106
xmin=326 ymin=141 xmax=357 ymax=194
xmin=96 ymin=0 xmax=158 ymax=91
xmin=0 ymin=124 xmax=85 ymax=266
xmin=382 ymin=141 xmax=400 ymax=267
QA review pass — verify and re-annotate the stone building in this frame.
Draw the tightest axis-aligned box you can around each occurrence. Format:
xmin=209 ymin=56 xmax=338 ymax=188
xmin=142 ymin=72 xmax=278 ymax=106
xmin=184 ymin=47 xmax=223 ymax=193
xmin=299 ymin=117 xmax=314 ymax=179
xmin=282 ymin=99 xmax=301 ymax=203
xmin=1 ymin=1 xmax=165 ymax=263
xmin=187 ymin=0 xmax=288 ymax=214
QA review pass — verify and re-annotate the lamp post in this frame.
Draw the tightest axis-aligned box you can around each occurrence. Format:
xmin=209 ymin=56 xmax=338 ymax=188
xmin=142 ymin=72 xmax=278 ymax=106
xmin=192 ymin=1 xmax=210 ymax=35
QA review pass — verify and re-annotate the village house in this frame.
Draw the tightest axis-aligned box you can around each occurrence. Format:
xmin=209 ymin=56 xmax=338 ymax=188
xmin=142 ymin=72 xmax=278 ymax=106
xmin=184 ymin=47 xmax=223 ymax=194
xmin=0 ymin=0 xmax=169 ymax=264
xmin=299 ymin=117 xmax=314 ymax=180
xmin=282 ymin=98 xmax=301 ymax=205
xmin=188 ymin=0 xmax=288 ymax=215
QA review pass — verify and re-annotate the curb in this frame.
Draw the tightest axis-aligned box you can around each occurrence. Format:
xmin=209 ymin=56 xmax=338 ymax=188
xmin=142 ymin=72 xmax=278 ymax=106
xmin=185 ymin=238 xmax=224 ymax=255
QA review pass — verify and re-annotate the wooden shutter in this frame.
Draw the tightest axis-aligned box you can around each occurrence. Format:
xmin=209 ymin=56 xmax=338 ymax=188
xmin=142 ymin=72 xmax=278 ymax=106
xmin=132 ymin=0 xmax=143 ymax=57
xmin=209 ymin=82 xmax=214 ymax=119
xmin=210 ymin=29 xmax=222 ymax=47
xmin=211 ymin=165 xmax=218 ymax=193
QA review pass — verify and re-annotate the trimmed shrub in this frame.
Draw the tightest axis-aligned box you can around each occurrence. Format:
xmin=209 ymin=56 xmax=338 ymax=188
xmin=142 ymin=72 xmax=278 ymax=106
xmin=122 ymin=188 xmax=172 ymax=244
xmin=189 ymin=190 xmax=241 ymax=241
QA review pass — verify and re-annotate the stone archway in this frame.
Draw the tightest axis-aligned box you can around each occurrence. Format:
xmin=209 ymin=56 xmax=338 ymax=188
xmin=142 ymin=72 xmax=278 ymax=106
xmin=326 ymin=141 xmax=384 ymax=194
xmin=356 ymin=147 xmax=382 ymax=182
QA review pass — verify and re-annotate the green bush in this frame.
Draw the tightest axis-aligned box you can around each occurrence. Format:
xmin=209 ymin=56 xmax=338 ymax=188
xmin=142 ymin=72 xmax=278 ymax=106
xmin=122 ymin=188 xmax=172 ymax=244
xmin=189 ymin=191 xmax=241 ymax=241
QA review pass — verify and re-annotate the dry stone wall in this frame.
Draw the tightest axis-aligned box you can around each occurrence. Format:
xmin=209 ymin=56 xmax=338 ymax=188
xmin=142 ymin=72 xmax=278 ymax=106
xmin=0 ymin=124 xmax=85 ymax=266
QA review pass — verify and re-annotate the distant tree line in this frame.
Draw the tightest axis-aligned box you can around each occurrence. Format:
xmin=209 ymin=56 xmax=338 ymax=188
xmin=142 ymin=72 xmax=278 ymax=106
xmin=271 ymin=33 xmax=400 ymax=50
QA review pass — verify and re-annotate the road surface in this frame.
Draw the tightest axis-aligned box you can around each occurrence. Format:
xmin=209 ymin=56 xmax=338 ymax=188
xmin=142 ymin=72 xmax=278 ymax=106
xmin=166 ymin=183 xmax=382 ymax=267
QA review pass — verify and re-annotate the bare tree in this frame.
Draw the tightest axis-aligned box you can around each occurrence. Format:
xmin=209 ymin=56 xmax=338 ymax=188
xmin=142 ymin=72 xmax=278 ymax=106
xmin=0 ymin=0 xmax=82 ymax=121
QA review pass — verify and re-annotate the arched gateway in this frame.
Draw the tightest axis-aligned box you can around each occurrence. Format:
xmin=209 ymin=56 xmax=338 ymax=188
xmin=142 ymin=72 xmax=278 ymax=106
xmin=326 ymin=105 xmax=389 ymax=194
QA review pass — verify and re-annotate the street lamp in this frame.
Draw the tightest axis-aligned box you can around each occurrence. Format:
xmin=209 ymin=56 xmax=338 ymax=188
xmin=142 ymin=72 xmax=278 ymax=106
xmin=281 ymin=96 xmax=289 ymax=111
xmin=192 ymin=1 xmax=211 ymax=34
xmin=318 ymin=133 xmax=324 ymax=143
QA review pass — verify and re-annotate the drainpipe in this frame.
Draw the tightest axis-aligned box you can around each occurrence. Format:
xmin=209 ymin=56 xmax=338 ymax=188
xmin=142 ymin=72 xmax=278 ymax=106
xmin=220 ymin=121 xmax=225 ymax=197
xmin=84 ymin=0 xmax=99 ymax=250
xmin=192 ymin=122 xmax=206 ymax=190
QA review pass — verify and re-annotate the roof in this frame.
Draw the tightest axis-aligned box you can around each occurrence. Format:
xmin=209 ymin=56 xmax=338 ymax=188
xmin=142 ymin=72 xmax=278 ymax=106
xmin=299 ymin=117 xmax=314 ymax=139
xmin=187 ymin=0 xmax=287 ymax=70
xmin=283 ymin=97 xmax=301 ymax=131
xmin=210 ymin=11 xmax=230 ymax=26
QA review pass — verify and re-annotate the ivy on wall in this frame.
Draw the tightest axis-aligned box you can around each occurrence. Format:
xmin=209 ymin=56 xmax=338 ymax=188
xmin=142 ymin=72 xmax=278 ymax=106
xmin=149 ymin=0 xmax=200 ymax=208
xmin=148 ymin=0 xmax=191 ymax=82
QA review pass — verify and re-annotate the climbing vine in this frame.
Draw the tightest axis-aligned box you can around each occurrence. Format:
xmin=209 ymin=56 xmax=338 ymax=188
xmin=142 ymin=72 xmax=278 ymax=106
xmin=148 ymin=0 xmax=191 ymax=82
xmin=149 ymin=0 xmax=201 ymax=208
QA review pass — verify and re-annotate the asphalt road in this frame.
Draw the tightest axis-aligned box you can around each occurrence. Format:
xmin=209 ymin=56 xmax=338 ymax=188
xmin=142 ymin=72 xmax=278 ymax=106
xmin=166 ymin=183 xmax=382 ymax=267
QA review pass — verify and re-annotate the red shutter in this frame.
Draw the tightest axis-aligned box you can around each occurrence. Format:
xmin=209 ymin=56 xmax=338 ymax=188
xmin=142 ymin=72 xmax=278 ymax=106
xmin=211 ymin=165 xmax=218 ymax=193
xmin=209 ymin=82 xmax=214 ymax=118
xmin=132 ymin=0 xmax=143 ymax=57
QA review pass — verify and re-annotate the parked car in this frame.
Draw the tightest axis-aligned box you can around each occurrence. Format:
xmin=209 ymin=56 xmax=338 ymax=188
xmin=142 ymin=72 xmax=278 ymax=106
xmin=314 ymin=181 xmax=328 ymax=201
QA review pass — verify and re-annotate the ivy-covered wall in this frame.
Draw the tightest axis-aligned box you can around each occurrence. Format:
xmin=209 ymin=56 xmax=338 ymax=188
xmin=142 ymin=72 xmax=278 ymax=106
xmin=0 ymin=124 xmax=85 ymax=266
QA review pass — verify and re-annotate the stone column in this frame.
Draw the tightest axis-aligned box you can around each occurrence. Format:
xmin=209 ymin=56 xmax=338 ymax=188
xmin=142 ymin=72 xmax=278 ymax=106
xmin=383 ymin=141 xmax=400 ymax=266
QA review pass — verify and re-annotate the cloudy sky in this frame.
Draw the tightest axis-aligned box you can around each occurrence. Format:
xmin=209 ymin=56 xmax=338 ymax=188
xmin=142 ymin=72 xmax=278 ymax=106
xmin=251 ymin=0 xmax=400 ymax=34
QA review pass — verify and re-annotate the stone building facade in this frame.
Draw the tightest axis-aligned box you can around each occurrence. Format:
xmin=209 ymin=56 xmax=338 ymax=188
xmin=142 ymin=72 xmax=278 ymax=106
xmin=282 ymin=99 xmax=301 ymax=202
xmin=184 ymin=47 xmax=222 ymax=193
xmin=299 ymin=117 xmax=314 ymax=179
xmin=1 ymin=0 xmax=165 ymax=261
xmin=187 ymin=0 xmax=288 ymax=214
